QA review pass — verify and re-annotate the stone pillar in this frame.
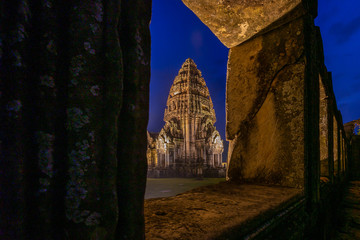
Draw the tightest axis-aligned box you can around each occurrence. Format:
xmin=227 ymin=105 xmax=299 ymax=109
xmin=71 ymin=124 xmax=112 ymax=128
xmin=173 ymin=144 xmax=177 ymax=167
xmin=203 ymin=145 xmax=207 ymax=165
xmin=343 ymin=138 xmax=346 ymax=173
xmin=1 ymin=0 xmax=152 ymax=239
xmin=341 ymin=133 xmax=345 ymax=175
xmin=226 ymin=15 xmax=320 ymax=191
xmin=191 ymin=117 xmax=196 ymax=159
xmin=155 ymin=152 xmax=159 ymax=167
xmin=327 ymin=73 xmax=334 ymax=182
xmin=319 ymin=76 xmax=329 ymax=177
xmin=116 ymin=0 xmax=151 ymax=238
xmin=185 ymin=115 xmax=191 ymax=160
xmin=333 ymin=117 xmax=339 ymax=176
xmin=337 ymin=127 xmax=341 ymax=176
xmin=340 ymin=131 xmax=343 ymax=174
xmin=165 ymin=149 xmax=169 ymax=167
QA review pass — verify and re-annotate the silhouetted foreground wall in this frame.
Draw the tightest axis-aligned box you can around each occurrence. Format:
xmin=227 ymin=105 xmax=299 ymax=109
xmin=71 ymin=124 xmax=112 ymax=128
xmin=0 ymin=1 xmax=151 ymax=239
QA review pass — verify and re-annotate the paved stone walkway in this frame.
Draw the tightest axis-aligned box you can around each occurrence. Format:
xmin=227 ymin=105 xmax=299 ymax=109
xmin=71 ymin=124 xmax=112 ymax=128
xmin=334 ymin=181 xmax=360 ymax=239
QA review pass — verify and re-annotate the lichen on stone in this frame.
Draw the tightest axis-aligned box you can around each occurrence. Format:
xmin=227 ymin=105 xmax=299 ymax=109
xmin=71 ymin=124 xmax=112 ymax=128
xmin=90 ymin=85 xmax=100 ymax=96
xmin=17 ymin=24 xmax=26 ymax=42
xmin=36 ymin=131 xmax=54 ymax=193
xmin=90 ymin=23 xmax=99 ymax=34
xmin=85 ymin=212 xmax=101 ymax=226
xmin=6 ymin=100 xmax=22 ymax=112
xmin=93 ymin=1 xmax=103 ymax=22
xmin=67 ymin=107 xmax=90 ymax=131
xmin=13 ymin=50 xmax=22 ymax=67
xmin=70 ymin=55 xmax=85 ymax=78
xmin=84 ymin=41 xmax=96 ymax=55
xmin=43 ymin=0 xmax=52 ymax=8
xmin=66 ymin=138 xmax=92 ymax=223
xmin=19 ymin=0 xmax=30 ymax=22
xmin=46 ymin=39 xmax=57 ymax=55
xmin=6 ymin=100 xmax=22 ymax=119
xmin=40 ymin=75 xmax=55 ymax=88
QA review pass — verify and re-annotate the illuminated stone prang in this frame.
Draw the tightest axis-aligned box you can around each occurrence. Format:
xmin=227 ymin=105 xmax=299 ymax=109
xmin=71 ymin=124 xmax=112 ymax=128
xmin=147 ymin=58 xmax=225 ymax=178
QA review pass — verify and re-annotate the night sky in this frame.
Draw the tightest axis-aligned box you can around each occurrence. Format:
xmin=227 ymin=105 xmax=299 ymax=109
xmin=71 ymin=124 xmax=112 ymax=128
xmin=148 ymin=0 xmax=360 ymax=146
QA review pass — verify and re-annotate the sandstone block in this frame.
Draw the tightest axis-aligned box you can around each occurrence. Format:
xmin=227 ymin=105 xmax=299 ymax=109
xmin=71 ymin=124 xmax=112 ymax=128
xmin=226 ymin=16 xmax=319 ymax=188
xmin=182 ymin=0 xmax=317 ymax=48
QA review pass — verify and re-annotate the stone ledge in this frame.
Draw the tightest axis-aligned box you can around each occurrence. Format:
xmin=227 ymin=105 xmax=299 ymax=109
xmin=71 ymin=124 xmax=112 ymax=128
xmin=145 ymin=181 xmax=302 ymax=239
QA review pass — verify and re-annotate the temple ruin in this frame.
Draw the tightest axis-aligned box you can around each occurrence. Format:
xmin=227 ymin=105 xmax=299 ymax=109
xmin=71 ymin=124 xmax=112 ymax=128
xmin=3 ymin=1 xmax=360 ymax=239
xmin=147 ymin=58 xmax=225 ymax=178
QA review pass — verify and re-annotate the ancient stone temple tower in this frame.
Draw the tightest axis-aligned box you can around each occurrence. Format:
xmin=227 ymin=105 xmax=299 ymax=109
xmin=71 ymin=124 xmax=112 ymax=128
xmin=147 ymin=58 xmax=225 ymax=177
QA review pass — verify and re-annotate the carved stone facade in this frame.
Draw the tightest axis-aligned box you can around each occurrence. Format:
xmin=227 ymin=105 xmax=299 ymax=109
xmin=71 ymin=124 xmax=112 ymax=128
xmin=147 ymin=59 xmax=225 ymax=178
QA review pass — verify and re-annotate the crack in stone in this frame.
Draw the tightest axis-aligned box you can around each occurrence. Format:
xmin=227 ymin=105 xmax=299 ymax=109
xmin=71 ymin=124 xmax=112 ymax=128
xmin=234 ymin=50 xmax=305 ymax=139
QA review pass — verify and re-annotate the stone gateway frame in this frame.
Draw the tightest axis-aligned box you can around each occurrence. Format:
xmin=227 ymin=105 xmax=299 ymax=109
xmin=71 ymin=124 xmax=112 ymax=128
xmin=0 ymin=0 xmax=356 ymax=239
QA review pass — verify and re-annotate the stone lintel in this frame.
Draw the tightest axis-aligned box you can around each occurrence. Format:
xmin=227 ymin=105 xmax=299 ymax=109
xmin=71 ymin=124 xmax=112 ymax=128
xmin=182 ymin=0 xmax=317 ymax=48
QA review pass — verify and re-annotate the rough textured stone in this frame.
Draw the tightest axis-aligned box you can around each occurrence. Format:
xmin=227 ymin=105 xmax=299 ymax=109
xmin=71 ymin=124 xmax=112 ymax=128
xmin=319 ymin=76 xmax=329 ymax=177
xmin=181 ymin=0 xmax=317 ymax=48
xmin=145 ymin=182 xmax=301 ymax=239
xmin=226 ymin=16 xmax=317 ymax=188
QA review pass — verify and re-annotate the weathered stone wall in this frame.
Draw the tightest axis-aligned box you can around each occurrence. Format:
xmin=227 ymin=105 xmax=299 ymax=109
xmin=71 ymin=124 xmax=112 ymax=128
xmin=226 ymin=16 xmax=313 ymax=188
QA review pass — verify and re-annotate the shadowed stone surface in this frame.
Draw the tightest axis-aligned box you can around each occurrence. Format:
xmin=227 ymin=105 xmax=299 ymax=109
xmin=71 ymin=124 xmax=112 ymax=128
xmin=145 ymin=182 xmax=301 ymax=240
xmin=226 ymin=16 xmax=315 ymax=188
xmin=116 ymin=0 xmax=152 ymax=239
xmin=349 ymin=135 xmax=360 ymax=179
xmin=335 ymin=181 xmax=360 ymax=239
xmin=181 ymin=0 xmax=317 ymax=48
xmin=334 ymin=117 xmax=339 ymax=176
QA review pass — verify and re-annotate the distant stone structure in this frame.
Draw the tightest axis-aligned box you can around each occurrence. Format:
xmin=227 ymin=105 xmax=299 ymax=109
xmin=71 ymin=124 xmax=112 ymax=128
xmin=147 ymin=58 xmax=225 ymax=178
xmin=344 ymin=119 xmax=360 ymax=179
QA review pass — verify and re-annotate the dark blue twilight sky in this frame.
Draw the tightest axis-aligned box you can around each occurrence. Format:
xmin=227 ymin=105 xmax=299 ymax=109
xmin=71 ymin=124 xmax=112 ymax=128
xmin=148 ymin=0 xmax=360 ymax=144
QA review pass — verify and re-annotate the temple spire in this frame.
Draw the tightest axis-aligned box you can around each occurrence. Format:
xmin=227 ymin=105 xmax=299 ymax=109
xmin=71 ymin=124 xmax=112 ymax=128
xmin=147 ymin=58 xmax=224 ymax=178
